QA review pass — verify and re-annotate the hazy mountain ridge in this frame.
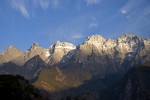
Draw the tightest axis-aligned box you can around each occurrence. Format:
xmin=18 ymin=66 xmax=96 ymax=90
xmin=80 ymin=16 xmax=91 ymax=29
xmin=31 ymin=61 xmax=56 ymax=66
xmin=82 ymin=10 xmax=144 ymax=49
xmin=0 ymin=34 xmax=150 ymax=77
xmin=0 ymin=34 xmax=149 ymax=68
xmin=0 ymin=34 xmax=150 ymax=98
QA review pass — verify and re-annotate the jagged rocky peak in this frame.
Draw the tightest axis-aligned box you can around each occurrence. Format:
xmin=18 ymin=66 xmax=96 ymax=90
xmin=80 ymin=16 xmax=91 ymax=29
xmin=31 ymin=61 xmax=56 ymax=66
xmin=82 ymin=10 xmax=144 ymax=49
xmin=81 ymin=34 xmax=106 ymax=50
xmin=115 ymin=34 xmax=143 ymax=53
xmin=43 ymin=49 xmax=50 ymax=57
xmin=7 ymin=45 xmax=15 ymax=49
xmin=23 ymin=43 xmax=51 ymax=64
xmin=54 ymin=41 xmax=76 ymax=50
xmin=49 ymin=41 xmax=76 ymax=54
xmin=0 ymin=45 xmax=23 ymax=65
xmin=48 ymin=41 xmax=76 ymax=65
xmin=26 ymin=43 xmax=42 ymax=55
xmin=13 ymin=45 xmax=50 ymax=66
xmin=2 ymin=45 xmax=23 ymax=55
xmin=27 ymin=43 xmax=50 ymax=57
xmin=29 ymin=43 xmax=40 ymax=50
xmin=84 ymin=34 xmax=105 ymax=44
xmin=103 ymin=39 xmax=116 ymax=51
xmin=143 ymin=38 xmax=150 ymax=45
xmin=118 ymin=34 xmax=142 ymax=43
xmin=78 ymin=34 xmax=106 ymax=55
xmin=122 ymin=34 xmax=137 ymax=37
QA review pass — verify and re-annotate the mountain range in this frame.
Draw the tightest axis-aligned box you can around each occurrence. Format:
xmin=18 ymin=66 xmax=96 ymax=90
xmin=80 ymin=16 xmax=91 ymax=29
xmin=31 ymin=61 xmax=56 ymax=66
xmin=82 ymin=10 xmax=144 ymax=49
xmin=0 ymin=34 xmax=150 ymax=99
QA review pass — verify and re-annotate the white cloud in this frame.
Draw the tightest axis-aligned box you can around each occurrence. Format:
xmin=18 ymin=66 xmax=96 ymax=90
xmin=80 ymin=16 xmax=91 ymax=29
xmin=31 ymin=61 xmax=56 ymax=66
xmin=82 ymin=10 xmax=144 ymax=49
xmin=33 ymin=0 xmax=49 ymax=10
xmin=33 ymin=0 xmax=62 ymax=9
xmin=88 ymin=23 xmax=98 ymax=28
xmin=120 ymin=0 xmax=142 ymax=14
xmin=9 ymin=0 xmax=62 ymax=18
xmin=85 ymin=0 xmax=101 ymax=6
xmin=51 ymin=0 xmax=62 ymax=8
xmin=10 ymin=0 xmax=29 ymax=18
xmin=120 ymin=9 xmax=127 ymax=14
xmin=72 ymin=33 xmax=83 ymax=39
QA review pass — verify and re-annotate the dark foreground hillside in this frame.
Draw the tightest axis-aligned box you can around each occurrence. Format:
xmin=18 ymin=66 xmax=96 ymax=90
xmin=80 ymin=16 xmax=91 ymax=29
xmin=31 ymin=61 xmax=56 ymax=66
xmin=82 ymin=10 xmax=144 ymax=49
xmin=0 ymin=74 xmax=47 ymax=100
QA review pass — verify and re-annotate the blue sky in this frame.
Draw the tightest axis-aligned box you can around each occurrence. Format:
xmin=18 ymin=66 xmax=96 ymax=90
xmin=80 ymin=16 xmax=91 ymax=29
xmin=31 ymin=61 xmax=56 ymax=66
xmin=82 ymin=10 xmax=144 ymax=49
xmin=0 ymin=0 xmax=150 ymax=51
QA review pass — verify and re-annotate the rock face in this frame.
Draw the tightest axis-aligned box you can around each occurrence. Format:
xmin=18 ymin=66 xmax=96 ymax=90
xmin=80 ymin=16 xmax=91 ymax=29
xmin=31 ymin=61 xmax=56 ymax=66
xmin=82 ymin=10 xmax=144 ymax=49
xmin=20 ymin=55 xmax=46 ymax=80
xmin=70 ymin=62 xmax=150 ymax=100
xmin=109 ymin=64 xmax=150 ymax=100
xmin=48 ymin=41 xmax=76 ymax=66
xmin=0 ymin=34 xmax=150 ymax=88
xmin=68 ymin=34 xmax=148 ymax=77
xmin=0 ymin=46 xmax=23 ymax=66
xmin=0 ymin=34 xmax=150 ymax=100
xmin=0 ymin=43 xmax=49 ymax=80
xmin=12 ymin=43 xmax=50 ymax=66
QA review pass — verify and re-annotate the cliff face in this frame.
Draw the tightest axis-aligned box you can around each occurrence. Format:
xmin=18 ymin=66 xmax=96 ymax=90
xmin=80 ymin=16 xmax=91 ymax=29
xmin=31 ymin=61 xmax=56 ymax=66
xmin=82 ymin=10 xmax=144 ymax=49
xmin=0 ymin=46 xmax=23 ymax=66
xmin=0 ymin=34 xmax=150 ymax=95
xmin=48 ymin=41 xmax=76 ymax=66
xmin=12 ymin=43 xmax=50 ymax=66
xmin=62 ymin=34 xmax=149 ymax=78
xmin=72 ymin=62 xmax=150 ymax=100
xmin=103 ymin=62 xmax=150 ymax=100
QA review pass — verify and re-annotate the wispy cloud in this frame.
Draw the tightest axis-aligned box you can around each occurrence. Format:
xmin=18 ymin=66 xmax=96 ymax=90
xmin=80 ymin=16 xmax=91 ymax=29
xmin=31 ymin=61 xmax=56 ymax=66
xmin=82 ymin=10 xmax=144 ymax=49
xmin=44 ymin=15 xmax=89 ymax=43
xmin=72 ymin=33 xmax=83 ymax=39
xmin=50 ymin=0 xmax=62 ymax=8
xmin=9 ymin=0 xmax=62 ymax=18
xmin=33 ymin=0 xmax=62 ymax=9
xmin=120 ymin=5 xmax=150 ymax=36
xmin=85 ymin=0 xmax=101 ymax=6
xmin=120 ymin=0 xmax=142 ymax=14
xmin=33 ymin=0 xmax=49 ymax=10
xmin=10 ymin=0 xmax=29 ymax=18
xmin=88 ymin=23 xmax=98 ymax=28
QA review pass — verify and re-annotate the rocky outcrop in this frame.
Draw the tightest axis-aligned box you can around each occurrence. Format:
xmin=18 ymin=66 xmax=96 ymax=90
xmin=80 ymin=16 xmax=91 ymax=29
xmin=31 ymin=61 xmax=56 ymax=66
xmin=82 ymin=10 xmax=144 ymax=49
xmin=0 ymin=34 xmax=150 ymax=84
xmin=20 ymin=55 xmax=46 ymax=80
xmin=70 ymin=62 xmax=150 ymax=100
xmin=100 ymin=62 xmax=150 ymax=100
xmin=68 ymin=34 xmax=149 ymax=77
xmin=12 ymin=43 xmax=50 ymax=66
xmin=0 ymin=46 xmax=23 ymax=66
xmin=48 ymin=41 xmax=76 ymax=66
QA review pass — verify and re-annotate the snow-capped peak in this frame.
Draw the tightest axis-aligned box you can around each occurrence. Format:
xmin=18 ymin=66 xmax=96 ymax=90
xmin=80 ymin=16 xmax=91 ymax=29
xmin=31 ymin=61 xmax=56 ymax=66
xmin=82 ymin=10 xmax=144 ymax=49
xmin=54 ymin=41 xmax=76 ymax=50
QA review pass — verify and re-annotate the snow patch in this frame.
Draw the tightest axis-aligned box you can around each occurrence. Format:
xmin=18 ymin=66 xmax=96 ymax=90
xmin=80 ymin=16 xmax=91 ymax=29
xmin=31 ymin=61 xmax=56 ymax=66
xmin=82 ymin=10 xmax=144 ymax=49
xmin=45 ymin=51 xmax=50 ymax=57
xmin=55 ymin=46 xmax=62 ymax=48
xmin=128 ymin=53 xmax=132 ymax=57
xmin=44 ymin=49 xmax=50 ymax=57
xmin=55 ymin=46 xmax=76 ymax=49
